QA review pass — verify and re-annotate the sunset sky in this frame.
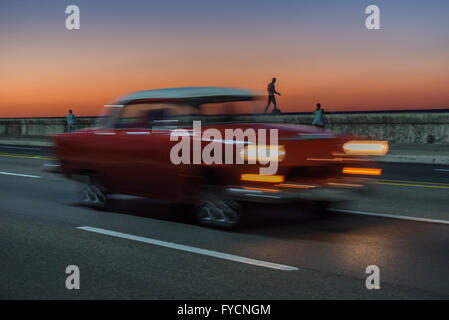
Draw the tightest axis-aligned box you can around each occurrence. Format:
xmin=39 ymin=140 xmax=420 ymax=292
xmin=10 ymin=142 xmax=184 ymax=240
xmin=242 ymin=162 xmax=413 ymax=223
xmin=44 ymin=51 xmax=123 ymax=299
xmin=1 ymin=0 xmax=448 ymax=117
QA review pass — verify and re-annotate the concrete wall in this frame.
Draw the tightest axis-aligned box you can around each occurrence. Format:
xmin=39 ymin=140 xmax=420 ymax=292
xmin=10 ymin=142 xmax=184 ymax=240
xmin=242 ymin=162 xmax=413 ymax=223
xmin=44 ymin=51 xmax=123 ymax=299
xmin=0 ymin=112 xmax=448 ymax=146
xmin=0 ymin=117 xmax=97 ymax=136
xmin=239 ymin=112 xmax=449 ymax=144
xmin=0 ymin=117 xmax=96 ymax=146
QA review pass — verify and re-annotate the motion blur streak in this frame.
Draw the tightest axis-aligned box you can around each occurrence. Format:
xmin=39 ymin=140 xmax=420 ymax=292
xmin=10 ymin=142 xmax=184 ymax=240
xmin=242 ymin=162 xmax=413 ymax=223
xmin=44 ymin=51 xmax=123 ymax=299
xmin=327 ymin=182 xmax=363 ymax=187
xmin=0 ymin=153 xmax=54 ymax=160
xmin=343 ymin=141 xmax=389 ymax=156
xmin=372 ymin=179 xmax=449 ymax=186
xmin=373 ymin=181 xmax=449 ymax=189
xmin=342 ymin=167 xmax=382 ymax=176
xmin=241 ymin=174 xmax=285 ymax=183
xmin=240 ymin=145 xmax=286 ymax=162
xmin=276 ymin=183 xmax=316 ymax=189
xmin=243 ymin=187 xmax=280 ymax=193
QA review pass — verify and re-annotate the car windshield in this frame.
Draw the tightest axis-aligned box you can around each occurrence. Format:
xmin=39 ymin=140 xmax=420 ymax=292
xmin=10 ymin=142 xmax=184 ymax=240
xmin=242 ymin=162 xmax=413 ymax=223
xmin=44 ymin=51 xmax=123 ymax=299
xmin=94 ymin=105 xmax=122 ymax=128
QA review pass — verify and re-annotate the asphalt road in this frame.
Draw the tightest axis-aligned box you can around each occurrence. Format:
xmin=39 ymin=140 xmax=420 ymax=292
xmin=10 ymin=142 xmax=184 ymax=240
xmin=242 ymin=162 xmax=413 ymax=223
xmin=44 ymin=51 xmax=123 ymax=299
xmin=0 ymin=144 xmax=448 ymax=299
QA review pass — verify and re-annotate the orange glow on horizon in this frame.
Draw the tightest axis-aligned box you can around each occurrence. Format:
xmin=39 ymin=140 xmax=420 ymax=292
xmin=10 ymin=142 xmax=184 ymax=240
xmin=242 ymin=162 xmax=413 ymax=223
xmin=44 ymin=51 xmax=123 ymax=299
xmin=1 ymin=12 xmax=448 ymax=118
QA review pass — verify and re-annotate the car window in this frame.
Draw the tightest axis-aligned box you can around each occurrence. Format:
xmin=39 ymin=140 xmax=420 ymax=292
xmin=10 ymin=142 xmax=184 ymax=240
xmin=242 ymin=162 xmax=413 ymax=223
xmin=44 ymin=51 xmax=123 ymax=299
xmin=115 ymin=105 xmax=149 ymax=129
xmin=113 ymin=103 xmax=200 ymax=129
xmin=164 ymin=105 xmax=200 ymax=127
xmin=114 ymin=104 xmax=173 ymax=129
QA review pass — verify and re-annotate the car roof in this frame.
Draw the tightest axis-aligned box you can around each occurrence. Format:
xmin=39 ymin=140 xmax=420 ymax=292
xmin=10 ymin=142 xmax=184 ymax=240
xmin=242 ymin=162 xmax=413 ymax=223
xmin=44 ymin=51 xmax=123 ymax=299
xmin=114 ymin=87 xmax=262 ymax=105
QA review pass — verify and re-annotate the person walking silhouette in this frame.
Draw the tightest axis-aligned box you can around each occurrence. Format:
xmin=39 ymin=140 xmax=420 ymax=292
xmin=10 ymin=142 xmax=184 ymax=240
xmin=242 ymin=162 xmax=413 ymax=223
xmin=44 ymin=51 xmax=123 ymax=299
xmin=264 ymin=77 xmax=281 ymax=113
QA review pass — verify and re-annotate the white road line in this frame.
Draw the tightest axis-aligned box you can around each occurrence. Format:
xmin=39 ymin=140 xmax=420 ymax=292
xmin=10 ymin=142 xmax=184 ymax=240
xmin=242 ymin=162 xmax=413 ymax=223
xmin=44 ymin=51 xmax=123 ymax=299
xmin=77 ymin=226 xmax=299 ymax=271
xmin=0 ymin=171 xmax=41 ymax=178
xmin=331 ymin=209 xmax=449 ymax=225
xmin=434 ymin=169 xmax=449 ymax=172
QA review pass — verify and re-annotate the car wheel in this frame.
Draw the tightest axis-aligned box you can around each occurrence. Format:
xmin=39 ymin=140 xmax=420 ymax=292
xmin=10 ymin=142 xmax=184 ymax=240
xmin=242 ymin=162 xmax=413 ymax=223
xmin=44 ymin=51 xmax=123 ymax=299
xmin=195 ymin=187 xmax=242 ymax=228
xmin=79 ymin=178 xmax=108 ymax=209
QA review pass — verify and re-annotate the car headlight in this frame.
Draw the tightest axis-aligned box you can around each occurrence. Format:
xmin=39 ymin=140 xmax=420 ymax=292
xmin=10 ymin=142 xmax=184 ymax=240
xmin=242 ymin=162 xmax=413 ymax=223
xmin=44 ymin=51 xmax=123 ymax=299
xmin=239 ymin=145 xmax=286 ymax=162
xmin=343 ymin=140 xmax=389 ymax=156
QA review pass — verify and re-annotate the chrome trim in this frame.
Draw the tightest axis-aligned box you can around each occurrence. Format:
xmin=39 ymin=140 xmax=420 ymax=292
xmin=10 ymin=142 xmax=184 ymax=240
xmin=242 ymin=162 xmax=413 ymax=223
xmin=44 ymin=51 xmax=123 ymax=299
xmin=94 ymin=131 xmax=116 ymax=135
xmin=126 ymin=131 xmax=150 ymax=135
xmin=281 ymin=133 xmax=336 ymax=141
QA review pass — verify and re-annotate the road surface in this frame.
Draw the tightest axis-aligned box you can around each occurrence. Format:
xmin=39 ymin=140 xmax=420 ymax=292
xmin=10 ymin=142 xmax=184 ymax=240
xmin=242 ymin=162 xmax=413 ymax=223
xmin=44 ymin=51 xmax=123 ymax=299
xmin=0 ymin=144 xmax=448 ymax=299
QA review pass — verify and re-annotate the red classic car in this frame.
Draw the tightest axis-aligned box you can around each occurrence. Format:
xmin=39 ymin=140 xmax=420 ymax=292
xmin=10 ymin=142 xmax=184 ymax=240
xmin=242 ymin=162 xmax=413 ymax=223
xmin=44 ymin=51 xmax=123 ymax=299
xmin=52 ymin=87 xmax=388 ymax=228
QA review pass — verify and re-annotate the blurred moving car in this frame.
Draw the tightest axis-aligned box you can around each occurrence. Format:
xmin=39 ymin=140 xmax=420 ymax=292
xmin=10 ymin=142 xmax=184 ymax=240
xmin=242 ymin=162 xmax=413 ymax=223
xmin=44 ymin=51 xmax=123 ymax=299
xmin=52 ymin=87 xmax=388 ymax=228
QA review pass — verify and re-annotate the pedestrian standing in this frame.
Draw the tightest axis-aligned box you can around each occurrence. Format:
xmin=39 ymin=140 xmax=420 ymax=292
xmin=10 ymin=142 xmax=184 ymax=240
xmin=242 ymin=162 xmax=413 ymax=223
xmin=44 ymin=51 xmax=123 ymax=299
xmin=67 ymin=109 xmax=76 ymax=132
xmin=312 ymin=103 xmax=325 ymax=128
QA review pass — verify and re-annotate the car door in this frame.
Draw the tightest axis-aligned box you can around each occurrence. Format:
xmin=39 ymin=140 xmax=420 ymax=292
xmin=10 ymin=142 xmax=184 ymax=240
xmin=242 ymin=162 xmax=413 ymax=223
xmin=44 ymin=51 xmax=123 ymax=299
xmin=111 ymin=104 xmax=182 ymax=199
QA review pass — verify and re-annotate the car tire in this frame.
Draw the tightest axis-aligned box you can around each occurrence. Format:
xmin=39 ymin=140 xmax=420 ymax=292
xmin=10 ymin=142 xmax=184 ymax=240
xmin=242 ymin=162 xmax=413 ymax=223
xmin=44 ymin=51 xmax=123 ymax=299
xmin=195 ymin=186 xmax=242 ymax=229
xmin=79 ymin=176 xmax=109 ymax=210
